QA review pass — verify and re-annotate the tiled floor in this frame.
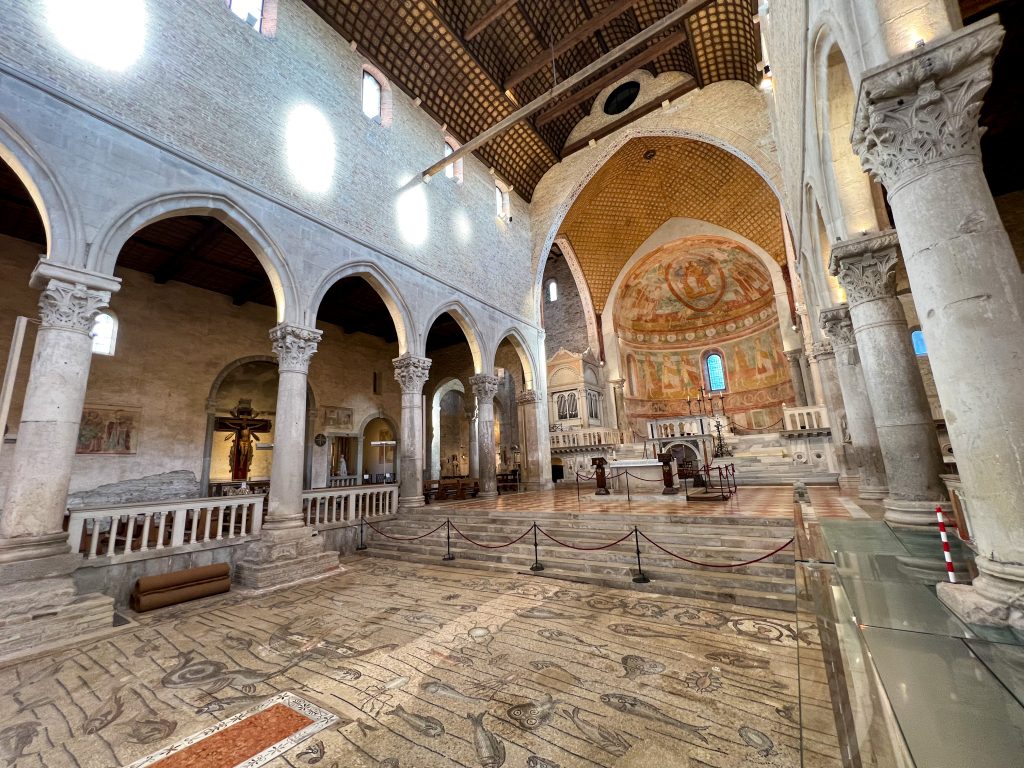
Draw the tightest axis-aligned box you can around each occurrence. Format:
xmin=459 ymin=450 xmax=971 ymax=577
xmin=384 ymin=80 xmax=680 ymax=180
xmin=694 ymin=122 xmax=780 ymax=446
xmin=0 ymin=559 xmax=842 ymax=767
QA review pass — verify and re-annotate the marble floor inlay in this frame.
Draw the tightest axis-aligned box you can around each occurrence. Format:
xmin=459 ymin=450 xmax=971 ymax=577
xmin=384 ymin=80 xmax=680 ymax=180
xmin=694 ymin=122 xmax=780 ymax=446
xmin=0 ymin=559 xmax=840 ymax=767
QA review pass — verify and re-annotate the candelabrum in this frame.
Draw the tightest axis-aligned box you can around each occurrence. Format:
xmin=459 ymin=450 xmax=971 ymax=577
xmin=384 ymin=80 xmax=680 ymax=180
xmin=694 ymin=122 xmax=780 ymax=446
xmin=687 ymin=388 xmax=727 ymax=418
xmin=712 ymin=418 xmax=731 ymax=458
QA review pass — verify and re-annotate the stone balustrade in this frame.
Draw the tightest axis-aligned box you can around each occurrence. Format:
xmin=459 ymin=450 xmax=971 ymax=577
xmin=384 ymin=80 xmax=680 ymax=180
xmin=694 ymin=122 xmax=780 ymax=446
xmin=66 ymin=494 xmax=264 ymax=561
xmin=327 ymin=475 xmax=360 ymax=488
xmin=302 ymin=484 xmax=398 ymax=527
xmin=782 ymin=405 xmax=830 ymax=432
xmin=549 ymin=427 xmax=625 ymax=450
xmin=647 ymin=416 xmax=722 ymax=439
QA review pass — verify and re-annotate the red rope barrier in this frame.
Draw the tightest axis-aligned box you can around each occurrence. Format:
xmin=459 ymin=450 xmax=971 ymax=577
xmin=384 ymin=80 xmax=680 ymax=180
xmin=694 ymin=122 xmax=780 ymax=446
xmin=537 ymin=527 xmax=634 ymax=551
xmin=364 ymin=519 xmax=447 ymax=541
xmin=449 ymin=522 xmax=534 ymax=549
xmin=638 ymin=531 xmax=793 ymax=568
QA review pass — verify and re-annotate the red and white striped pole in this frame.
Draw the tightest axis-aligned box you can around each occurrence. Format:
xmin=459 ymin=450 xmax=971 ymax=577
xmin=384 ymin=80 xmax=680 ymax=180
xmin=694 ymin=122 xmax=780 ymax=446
xmin=936 ymin=506 xmax=956 ymax=583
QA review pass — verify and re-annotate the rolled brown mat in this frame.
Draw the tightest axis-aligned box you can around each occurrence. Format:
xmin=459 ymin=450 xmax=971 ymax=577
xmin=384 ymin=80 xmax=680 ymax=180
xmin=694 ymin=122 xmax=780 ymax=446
xmin=132 ymin=577 xmax=231 ymax=612
xmin=135 ymin=562 xmax=229 ymax=595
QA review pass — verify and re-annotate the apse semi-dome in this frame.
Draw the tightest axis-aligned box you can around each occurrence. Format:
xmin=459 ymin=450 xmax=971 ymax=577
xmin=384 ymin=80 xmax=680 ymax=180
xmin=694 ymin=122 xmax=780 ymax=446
xmin=614 ymin=236 xmax=776 ymax=344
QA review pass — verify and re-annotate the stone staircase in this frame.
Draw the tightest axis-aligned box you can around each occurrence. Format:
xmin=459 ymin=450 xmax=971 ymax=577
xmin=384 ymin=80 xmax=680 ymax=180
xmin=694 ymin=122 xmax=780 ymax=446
xmin=362 ymin=508 xmax=797 ymax=611
xmin=724 ymin=433 xmax=839 ymax=486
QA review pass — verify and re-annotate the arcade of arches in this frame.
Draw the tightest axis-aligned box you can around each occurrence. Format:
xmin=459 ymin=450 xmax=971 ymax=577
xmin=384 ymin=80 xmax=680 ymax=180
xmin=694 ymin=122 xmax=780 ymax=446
xmin=0 ymin=0 xmax=1022 ymax=766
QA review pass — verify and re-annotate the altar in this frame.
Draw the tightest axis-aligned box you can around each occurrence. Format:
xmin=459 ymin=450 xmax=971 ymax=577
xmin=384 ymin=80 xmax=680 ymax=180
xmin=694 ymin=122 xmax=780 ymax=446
xmin=606 ymin=458 xmax=664 ymax=494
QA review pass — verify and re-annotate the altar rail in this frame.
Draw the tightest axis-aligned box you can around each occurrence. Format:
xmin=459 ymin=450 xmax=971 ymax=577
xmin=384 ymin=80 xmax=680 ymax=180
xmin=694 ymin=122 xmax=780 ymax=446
xmin=67 ymin=495 xmax=265 ymax=560
xmin=302 ymin=484 xmax=398 ymax=527
xmin=647 ymin=416 xmax=721 ymax=439
xmin=782 ymin=404 xmax=830 ymax=432
xmin=327 ymin=475 xmax=359 ymax=487
xmin=549 ymin=428 xmax=625 ymax=449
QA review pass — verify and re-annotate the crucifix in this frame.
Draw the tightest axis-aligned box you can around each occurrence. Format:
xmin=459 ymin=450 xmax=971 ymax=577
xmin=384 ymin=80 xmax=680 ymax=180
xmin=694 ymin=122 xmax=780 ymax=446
xmin=214 ymin=399 xmax=272 ymax=481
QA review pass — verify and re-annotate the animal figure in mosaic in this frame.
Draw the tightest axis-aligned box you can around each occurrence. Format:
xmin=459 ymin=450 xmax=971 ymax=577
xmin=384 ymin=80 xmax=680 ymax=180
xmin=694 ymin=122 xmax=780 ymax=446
xmin=506 ymin=693 xmax=555 ymax=730
xmin=526 ymin=757 xmax=562 ymax=768
xmin=620 ymin=655 xmax=666 ymax=680
xmin=673 ymin=608 xmax=729 ymax=628
xmin=0 ymin=721 xmax=40 ymax=761
xmin=704 ymin=651 xmax=770 ymax=669
xmin=468 ymin=712 xmax=506 ymax=767
xmin=682 ymin=670 xmax=722 ymax=694
xmin=558 ymin=706 xmax=633 ymax=757
xmin=728 ymin=618 xmax=794 ymax=644
xmin=608 ymin=623 xmax=682 ymax=641
xmin=195 ymin=693 xmax=266 ymax=714
xmin=537 ymin=628 xmax=608 ymax=657
xmin=125 ymin=687 xmax=176 ymax=744
xmin=160 ymin=651 xmax=274 ymax=694
xmin=82 ymin=685 xmax=125 ymax=734
xmin=514 ymin=606 xmax=588 ymax=621
xmin=600 ymin=693 xmax=710 ymax=744
xmin=391 ymin=705 xmax=445 ymax=738
xmin=297 ymin=738 xmax=326 ymax=763
xmin=624 ymin=600 xmax=667 ymax=618
xmin=738 ymin=725 xmax=776 ymax=757
xmin=776 ymin=704 xmax=796 ymax=722
xmin=420 ymin=680 xmax=483 ymax=702
xmin=529 ymin=660 xmax=587 ymax=686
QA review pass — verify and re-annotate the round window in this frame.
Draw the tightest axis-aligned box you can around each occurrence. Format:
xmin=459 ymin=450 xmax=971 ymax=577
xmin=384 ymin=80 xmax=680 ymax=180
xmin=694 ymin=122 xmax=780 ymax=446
xmin=603 ymin=81 xmax=641 ymax=115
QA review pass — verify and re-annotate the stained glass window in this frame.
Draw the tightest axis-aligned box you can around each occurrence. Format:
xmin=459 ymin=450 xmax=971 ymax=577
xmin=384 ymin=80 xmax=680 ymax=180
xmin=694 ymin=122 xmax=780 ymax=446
xmin=706 ymin=353 xmax=726 ymax=391
xmin=911 ymin=329 xmax=927 ymax=356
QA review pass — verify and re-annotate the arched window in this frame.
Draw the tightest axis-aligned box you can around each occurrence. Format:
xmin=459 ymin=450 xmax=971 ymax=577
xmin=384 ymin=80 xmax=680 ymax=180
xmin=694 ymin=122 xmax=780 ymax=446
xmin=705 ymin=352 xmax=726 ymax=392
xmin=547 ymin=280 xmax=558 ymax=303
xmin=495 ymin=181 xmax=511 ymax=220
xmin=911 ymin=329 xmax=927 ymax=356
xmin=91 ymin=312 xmax=117 ymax=356
xmin=228 ymin=0 xmax=264 ymax=30
xmin=362 ymin=71 xmax=382 ymax=120
xmin=443 ymin=138 xmax=463 ymax=182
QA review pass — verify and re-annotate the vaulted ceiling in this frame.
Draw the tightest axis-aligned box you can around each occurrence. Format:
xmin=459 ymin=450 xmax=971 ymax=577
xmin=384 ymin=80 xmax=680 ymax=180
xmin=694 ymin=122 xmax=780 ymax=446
xmin=560 ymin=136 xmax=785 ymax=309
xmin=301 ymin=0 xmax=761 ymax=199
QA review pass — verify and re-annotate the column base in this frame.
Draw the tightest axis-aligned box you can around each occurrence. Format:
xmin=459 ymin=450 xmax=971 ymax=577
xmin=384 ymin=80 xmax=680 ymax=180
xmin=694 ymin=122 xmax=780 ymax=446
xmin=235 ymin=527 xmax=338 ymax=590
xmin=937 ymin=576 xmax=1024 ymax=630
xmin=0 ymin=550 xmax=115 ymax=660
xmin=858 ymin=485 xmax=889 ymax=500
xmin=882 ymin=498 xmax=951 ymax=526
xmin=478 ymin=491 xmax=498 ymax=500
xmin=398 ymin=495 xmax=426 ymax=511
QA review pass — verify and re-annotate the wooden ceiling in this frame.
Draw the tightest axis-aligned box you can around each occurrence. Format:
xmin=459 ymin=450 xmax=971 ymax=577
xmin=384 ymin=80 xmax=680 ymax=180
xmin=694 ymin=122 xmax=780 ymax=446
xmin=560 ymin=136 xmax=785 ymax=309
xmin=302 ymin=0 xmax=761 ymax=199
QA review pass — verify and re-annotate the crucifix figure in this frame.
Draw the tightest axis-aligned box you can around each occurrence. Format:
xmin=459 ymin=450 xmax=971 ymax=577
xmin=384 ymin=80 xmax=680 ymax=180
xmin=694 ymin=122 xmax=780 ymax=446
xmin=214 ymin=399 xmax=272 ymax=481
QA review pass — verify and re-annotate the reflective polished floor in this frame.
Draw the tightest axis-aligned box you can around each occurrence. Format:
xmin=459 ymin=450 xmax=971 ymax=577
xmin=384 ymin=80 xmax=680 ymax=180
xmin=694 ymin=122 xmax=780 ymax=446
xmin=0 ymin=559 xmax=842 ymax=767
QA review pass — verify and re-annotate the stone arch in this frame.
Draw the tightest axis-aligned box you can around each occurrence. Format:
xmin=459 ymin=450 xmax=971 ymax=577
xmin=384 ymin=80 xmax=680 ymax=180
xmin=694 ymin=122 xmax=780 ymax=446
xmin=307 ymin=261 xmax=414 ymax=355
xmin=90 ymin=192 xmax=299 ymax=323
xmin=0 ymin=115 xmax=82 ymax=262
xmin=551 ymin=236 xmax=602 ymax=355
xmin=493 ymin=327 xmax=537 ymax=391
xmin=430 ymin=377 xmax=467 ymax=480
xmin=358 ymin=410 xmax=400 ymax=481
xmin=531 ymin=100 xmax=788 ymax=325
xmin=810 ymin=24 xmax=880 ymax=238
xmin=421 ymin=301 xmax=486 ymax=373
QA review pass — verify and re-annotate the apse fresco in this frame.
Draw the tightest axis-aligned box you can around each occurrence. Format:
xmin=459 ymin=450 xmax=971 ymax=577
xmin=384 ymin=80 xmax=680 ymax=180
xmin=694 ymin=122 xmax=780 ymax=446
xmin=615 ymin=236 xmax=794 ymax=424
xmin=615 ymin=236 xmax=776 ymax=343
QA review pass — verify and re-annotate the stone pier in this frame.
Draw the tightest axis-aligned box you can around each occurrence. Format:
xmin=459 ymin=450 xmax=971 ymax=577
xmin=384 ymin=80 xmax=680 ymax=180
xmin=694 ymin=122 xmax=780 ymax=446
xmin=393 ymin=355 xmax=432 ymax=511
xmin=470 ymin=374 xmax=500 ymax=499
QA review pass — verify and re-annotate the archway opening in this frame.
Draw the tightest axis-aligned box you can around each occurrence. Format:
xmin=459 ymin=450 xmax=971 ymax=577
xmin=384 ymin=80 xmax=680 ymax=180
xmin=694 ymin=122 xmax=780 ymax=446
xmin=425 ymin=311 xmax=478 ymax=483
xmin=495 ymin=336 xmax=529 ymax=484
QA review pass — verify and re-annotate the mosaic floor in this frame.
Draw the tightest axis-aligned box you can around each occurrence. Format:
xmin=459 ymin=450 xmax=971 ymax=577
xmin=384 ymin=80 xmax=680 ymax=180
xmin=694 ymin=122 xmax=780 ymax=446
xmin=0 ymin=559 xmax=841 ymax=767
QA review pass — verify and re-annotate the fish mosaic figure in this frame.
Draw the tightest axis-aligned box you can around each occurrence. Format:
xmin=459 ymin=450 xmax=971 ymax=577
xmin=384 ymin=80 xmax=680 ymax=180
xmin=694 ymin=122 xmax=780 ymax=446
xmin=506 ymin=693 xmax=555 ymax=730
xmin=620 ymin=655 xmax=666 ymax=680
xmin=739 ymin=725 xmax=777 ymax=756
xmin=704 ymin=651 xmax=770 ymax=669
xmin=420 ymin=680 xmax=482 ymax=702
xmin=600 ymin=693 xmax=710 ymax=744
xmin=390 ymin=705 xmax=445 ymax=738
xmin=558 ymin=706 xmax=632 ymax=757
xmin=468 ymin=712 xmax=506 ymax=767
xmin=537 ymin=628 xmax=607 ymax=657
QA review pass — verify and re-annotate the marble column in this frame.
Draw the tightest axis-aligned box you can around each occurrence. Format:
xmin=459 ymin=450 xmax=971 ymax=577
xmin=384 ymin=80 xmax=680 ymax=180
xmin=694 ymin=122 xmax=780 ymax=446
xmin=830 ymin=233 xmax=948 ymax=524
xmin=798 ymin=354 xmax=815 ymax=405
xmin=808 ymin=339 xmax=853 ymax=478
xmin=516 ymin=389 xmax=549 ymax=489
xmin=393 ymin=355 xmax=431 ymax=509
xmin=609 ymin=378 xmax=627 ymax=435
xmin=470 ymin=374 xmax=500 ymax=499
xmin=465 ymin=403 xmax=479 ymax=479
xmin=820 ymin=305 xmax=889 ymax=500
xmin=0 ymin=262 xmax=119 ymax=657
xmin=235 ymin=324 xmax=338 ymax=589
xmin=265 ymin=324 xmax=321 ymax=530
xmin=852 ymin=17 xmax=1024 ymax=625
xmin=784 ymin=350 xmax=808 ymax=407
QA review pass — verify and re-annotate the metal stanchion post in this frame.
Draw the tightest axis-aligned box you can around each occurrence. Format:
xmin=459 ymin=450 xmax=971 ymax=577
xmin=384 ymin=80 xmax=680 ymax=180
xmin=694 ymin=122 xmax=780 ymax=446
xmin=443 ymin=518 xmax=455 ymax=561
xmin=530 ymin=522 xmax=544 ymax=572
xmin=632 ymin=526 xmax=650 ymax=584
xmin=356 ymin=516 xmax=367 ymax=551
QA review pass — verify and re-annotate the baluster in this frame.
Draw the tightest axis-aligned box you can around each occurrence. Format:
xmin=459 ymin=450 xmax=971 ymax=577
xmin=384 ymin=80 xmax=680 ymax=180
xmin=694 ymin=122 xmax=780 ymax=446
xmin=155 ymin=512 xmax=167 ymax=549
xmin=171 ymin=506 xmax=187 ymax=547
xmin=124 ymin=514 xmax=137 ymax=553
xmin=88 ymin=519 xmax=100 ymax=559
xmin=106 ymin=516 xmax=119 ymax=557
xmin=215 ymin=506 xmax=225 ymax=540
xmin=139 ymin=512 xmax=152 ymax=551
xmin=228 ymin=505 xmax=237 ymax=539
xmin=240 ymin=504 xmax=250 ymax=535
xmin=250 ymin=500 xmax=263 ymax=535
xmin=67 ymin=514 xmax=84 ymax=555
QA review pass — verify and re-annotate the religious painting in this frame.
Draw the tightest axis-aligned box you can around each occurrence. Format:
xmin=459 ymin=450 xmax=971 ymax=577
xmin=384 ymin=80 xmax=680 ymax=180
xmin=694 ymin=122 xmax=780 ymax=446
xmin=77 ymin=405 xmax=141 ymax=455
xmin=323 ymin=406 xmax=354 ymax=431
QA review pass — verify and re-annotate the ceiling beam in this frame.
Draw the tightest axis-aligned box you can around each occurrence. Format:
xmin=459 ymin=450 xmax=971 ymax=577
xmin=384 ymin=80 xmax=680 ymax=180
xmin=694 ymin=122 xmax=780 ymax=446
xmin=153 ymin=220 xmax=223 ymax=284
xmin=421 ymin=0 xmax=710 ymax=182
xmin=504 ymin=0 xmax=640 ymax=91
xmin=535 ymin=29 xmax=688 ymax=127
xmin=465 ymin=0 xmax=519 ymax=41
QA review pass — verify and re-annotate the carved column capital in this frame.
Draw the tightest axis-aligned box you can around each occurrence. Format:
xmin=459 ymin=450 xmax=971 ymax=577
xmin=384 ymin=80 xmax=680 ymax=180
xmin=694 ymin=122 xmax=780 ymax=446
xmin=784 ymin=349 xmax=804 ymax=363
xmin=270 ymin=323 xmax=322 ymax=373
xmin=392 ymin=354 xmax=431 ymax=394
xmin=37 ymin=278 xmax=110 ymax=334
xmin=819 ymin=304 xmax=856 ymax=348
xmin=516 ymin=389 xmax=540 ymax=405
xmin=830 ymin=230 xmax=901 ymax=305
xmin=469 ymin=373 xmax=500 ymax=401
xmin=852 ymin=17 xmax=1005 ymax=192
xmin=809 ymin=339 xmax=834 ymax=361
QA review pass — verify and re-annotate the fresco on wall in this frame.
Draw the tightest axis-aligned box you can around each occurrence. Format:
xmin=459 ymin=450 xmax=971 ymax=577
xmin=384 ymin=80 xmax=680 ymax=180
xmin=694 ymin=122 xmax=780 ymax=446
xmin=77 ymin=406 xmax=141 ymax=455
xmin=615 ymin=236 xmax=776 ymax=344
